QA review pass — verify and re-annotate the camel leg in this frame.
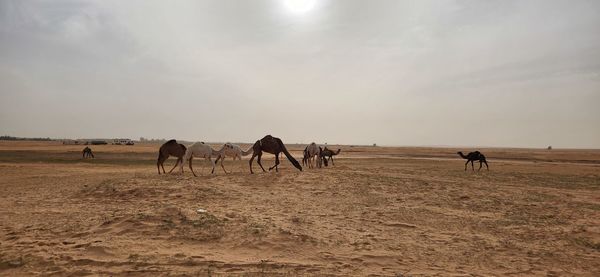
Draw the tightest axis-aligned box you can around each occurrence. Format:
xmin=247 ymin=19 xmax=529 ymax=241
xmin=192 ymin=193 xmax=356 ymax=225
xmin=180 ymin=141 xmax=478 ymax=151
xmin=214 ymin=155 xmax=221 ymax=173
xmin=159 ymin=157 xmax=167 ymax=174
xmin=269 ymin=154 xmax=280 ymax=171
xmin=257 ymin=152 xmax=266 ymax=172
xmin=484 ymin=160 xmax=489 ymax=170
xmin=331 ymin=156 xmax=335 ymax=166
xmin=478 ymin=160 xmax=483 ymax=171
xmin=157 ymin=156 xmax=165 ymax=174
xmin=220 ymin=156 xmax=228 ymax=174
xmin=464 ymin=161 xmax=469 ymax=171
xmin=249 ymin=153 xmax=257 ymax=174
xmin=210 ymin=156 xmax=221 ymax=174
xmin=238 ymin=155 xmax=244 ymax=173
xmin=471 ymin=161 xmax=475 ymax=171
xmin=207 ymin=157 xmax=215 ymax=174
xmin=188 ymin=157 xmax=197 ymax=177
xmin=168 ymin=158 xmax=180 ymax=173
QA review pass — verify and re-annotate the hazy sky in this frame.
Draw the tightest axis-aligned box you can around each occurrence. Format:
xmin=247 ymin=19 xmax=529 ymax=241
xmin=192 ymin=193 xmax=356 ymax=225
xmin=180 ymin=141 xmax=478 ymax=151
xmin=1 ymin=0 xmax=599 ymax=147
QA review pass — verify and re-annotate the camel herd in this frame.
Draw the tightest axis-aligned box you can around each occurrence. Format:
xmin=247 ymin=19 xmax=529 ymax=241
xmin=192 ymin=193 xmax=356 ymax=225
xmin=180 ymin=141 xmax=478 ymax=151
xmin=301 ymin=142 xmax=342 ymax=169
xmin=86 ymin=134 xmax=490 ymax=175
xmin=156 ymin=135 xmax=335 ymax=176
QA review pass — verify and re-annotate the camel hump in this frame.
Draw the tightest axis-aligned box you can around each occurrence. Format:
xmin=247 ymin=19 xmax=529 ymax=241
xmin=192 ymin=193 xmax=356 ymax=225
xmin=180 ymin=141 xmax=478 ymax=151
xmin=166 ymin=139 xmax=177 ymax=144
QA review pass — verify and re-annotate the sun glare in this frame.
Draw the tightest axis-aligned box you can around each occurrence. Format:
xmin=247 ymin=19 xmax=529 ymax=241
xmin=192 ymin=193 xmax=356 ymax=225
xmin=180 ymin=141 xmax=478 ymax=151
xmin=284 ymin=0 xmax=317 ymax=14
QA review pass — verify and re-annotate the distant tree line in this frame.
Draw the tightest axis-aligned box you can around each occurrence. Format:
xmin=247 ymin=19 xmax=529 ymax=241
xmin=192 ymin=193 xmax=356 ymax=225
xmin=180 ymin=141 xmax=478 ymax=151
xmin=0 ymin=135 xmax=53 ymax=141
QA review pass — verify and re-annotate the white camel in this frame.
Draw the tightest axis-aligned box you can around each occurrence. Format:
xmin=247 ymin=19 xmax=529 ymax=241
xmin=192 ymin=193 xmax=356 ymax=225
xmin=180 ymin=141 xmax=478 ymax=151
xmin=213 ymin=143 xmax=253 ymax=173
xmin=181 ymin=142 xmax=217 ymax=177
xmin=303 ymin=142 xmax=322 ymax=169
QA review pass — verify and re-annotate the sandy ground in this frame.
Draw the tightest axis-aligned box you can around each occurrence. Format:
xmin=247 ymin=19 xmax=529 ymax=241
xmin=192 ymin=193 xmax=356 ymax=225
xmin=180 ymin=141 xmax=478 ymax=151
xmin=1 ymin=141 xmax=599 ymax=276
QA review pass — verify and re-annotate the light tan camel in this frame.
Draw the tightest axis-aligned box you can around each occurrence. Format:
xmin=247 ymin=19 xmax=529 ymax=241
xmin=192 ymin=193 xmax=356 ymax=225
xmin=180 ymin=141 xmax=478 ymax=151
xmin=304 ymin=142 xmax=321 ymax=169
xmin=213 ymin=143 xmax=253 ymax=173
xmin=180 ymin=142 xmax=217 ymax=177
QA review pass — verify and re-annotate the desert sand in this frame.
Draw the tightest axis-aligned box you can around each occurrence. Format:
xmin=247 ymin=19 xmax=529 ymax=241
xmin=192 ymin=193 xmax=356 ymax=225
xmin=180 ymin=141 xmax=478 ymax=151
xmin=1 ymin=141 xmax=599 ymax=276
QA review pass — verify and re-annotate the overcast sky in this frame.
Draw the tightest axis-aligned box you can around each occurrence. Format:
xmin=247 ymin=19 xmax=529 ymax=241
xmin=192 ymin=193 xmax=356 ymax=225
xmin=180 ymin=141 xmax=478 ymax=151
xmin=1 ymin=0 xmax=599 ymax=148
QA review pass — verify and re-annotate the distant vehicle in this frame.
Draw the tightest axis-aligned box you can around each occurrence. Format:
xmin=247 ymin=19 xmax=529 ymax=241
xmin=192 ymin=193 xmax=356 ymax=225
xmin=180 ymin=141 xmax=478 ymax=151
xmin=113 ymin=138 xmax=134 ymax=145
xmin=90 ymin=140 xmax=108 ymax=145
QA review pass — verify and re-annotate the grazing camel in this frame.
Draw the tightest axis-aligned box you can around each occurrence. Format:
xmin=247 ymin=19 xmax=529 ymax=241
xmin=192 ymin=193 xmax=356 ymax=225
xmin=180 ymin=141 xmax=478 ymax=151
xmin=213 ymin=143 xmax=253 ymax=173
xmin=249 ymin=135 xmax=302 ymax=174
xmin=318 ymin=146 xmax=328 ymax=168
xmin=321 ymin=147 xmax=341 ymax=166
xmin=303 ymin=142 xmax=321 ymax=169
xmin=157 ymin=139 xmax=187 ymax=174
xmin=180 ymin=142 xmax=218 ymax=177
xmin=82 ymin=147 xmax=94 ymax=158
xmin=457 ymin=151 xmax=489 ymax=171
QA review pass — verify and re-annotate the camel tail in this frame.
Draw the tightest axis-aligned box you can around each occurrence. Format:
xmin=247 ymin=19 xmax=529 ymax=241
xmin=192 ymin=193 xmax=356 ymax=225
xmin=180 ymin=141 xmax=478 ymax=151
xmin=277 ymin=139 xmax=302 ymax=171
xmin=242 ymin=146 xmax=253 ymax=156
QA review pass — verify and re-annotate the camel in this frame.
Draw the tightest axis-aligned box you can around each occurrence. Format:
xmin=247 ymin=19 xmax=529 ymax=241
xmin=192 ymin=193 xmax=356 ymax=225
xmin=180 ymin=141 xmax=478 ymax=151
xmin=318 ymin=146 xmax=328 ymax=168
xmin=213 ymin=143 xmax=253 ymax=173
xmin=457 ymin=151 xmax=489 ymax=171
xmin=302 ymin=146 xmax=309 ymax=166
xmin=82 ymin=147 xmax=94 ymax=159
xmin=321 ymin=147 xmax=341 ymax=166
xmin=180 ymin=142 xmax=217 ymax=177
xmin=157 ymin=139 xmax=187 ymax=174
xmin=303 ymin=142 xmax=321 ymax=169
xmin=249 ymin=135 xmax=302 ymax=174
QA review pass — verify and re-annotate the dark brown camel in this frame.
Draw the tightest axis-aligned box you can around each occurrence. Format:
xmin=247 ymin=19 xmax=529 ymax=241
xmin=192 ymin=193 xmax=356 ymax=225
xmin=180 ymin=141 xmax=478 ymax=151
xmin=302 ymin=145 xmax=309 ymax=167
xmin=457 ymin=151 xmax=489 ymax=171
xmin=82 ymin=147 xmax=94 ymax=159
xmin=249 ymin=135 xmax=302 ymax=174
xmin=321 ymin=147 xmax=341 ymax=166
xmin=157 ymin=139 xmax=187 ymax=174
xmin=318 ymin=146 xmax=328 ymax=167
